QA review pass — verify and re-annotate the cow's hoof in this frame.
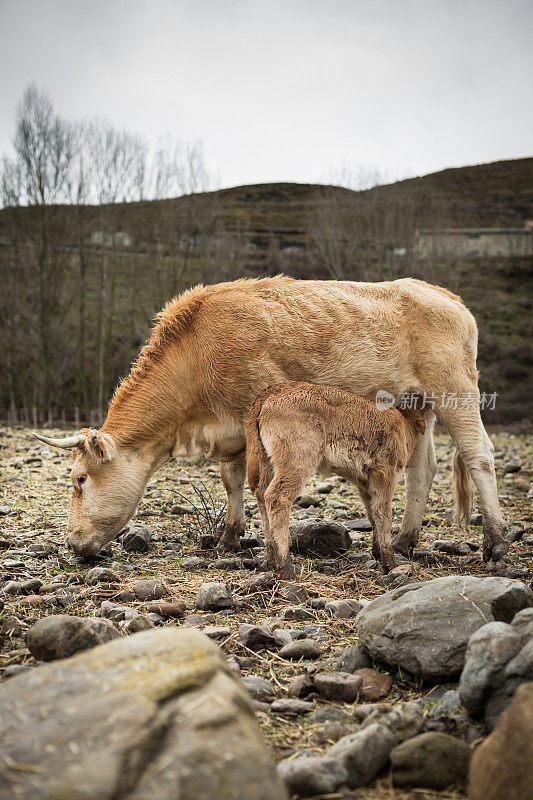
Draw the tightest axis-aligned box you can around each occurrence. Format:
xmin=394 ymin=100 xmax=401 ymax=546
xmin=483 ymin=535 xmax=510 ymax=563
xmin=392 ymin=532 xmax=417 ymax=559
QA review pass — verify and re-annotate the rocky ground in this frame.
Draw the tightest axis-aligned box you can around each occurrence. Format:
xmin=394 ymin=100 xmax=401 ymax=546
xmin=0 ymin=425 xmax=532 ymax=800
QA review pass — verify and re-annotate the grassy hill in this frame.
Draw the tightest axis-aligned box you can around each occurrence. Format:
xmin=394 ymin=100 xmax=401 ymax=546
xmin=0 ymin=157 xmax=531 ymax=424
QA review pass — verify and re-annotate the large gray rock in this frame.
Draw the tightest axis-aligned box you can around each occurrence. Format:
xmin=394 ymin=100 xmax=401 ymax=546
xmin=26 ymin=614 xmax=122 ymax=661
xmin=468 ymin=681 xmax=533 ymax=800
xmin=289 ymin=520 xmax=351 ymax=557
xmin=356 ymin=576 xmax=533 ymax=680
xmin=0 ymin=628 xmax=287 ymax=800
xmin=459 ymin=608 xmax=533 ymax=729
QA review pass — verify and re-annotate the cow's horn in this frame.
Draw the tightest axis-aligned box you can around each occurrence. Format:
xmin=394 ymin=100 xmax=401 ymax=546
xmin=33 ymin=432 xmax=84 ymax=450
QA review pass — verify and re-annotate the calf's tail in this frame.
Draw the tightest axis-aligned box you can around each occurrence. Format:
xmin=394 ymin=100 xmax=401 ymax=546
xmin=453 ymin=449 xmax=474 ymax=531
xmin=245 ymin=397 xmax=265 ymax=494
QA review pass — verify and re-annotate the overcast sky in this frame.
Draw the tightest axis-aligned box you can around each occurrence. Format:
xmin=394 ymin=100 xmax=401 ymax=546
xmin=1 ymin=0 xmax=531 ymax=189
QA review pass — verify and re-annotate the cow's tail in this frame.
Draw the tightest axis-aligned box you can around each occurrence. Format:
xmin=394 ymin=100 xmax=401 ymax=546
xmin=453 ymin=449 xmax=474 ymax=531
xmin=246 ymin=396 xmax=266 ymax=494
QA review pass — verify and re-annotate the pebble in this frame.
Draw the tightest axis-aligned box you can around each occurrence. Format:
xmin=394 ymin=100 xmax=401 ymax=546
xmin=203 ymin=625 xmax=230 ymax=639
xmin=122 ymin=615 xmax=153 ymax=633
xmin=25 ymin=614 xmax=121 ymax=660
xmin=309 ymin=707 xmax=353 ymax=723
xmin=122 ymin=525 xmax=152 ymax=552
xmin=169 ymin=503 xmax=194 ymax=515
xmin=280 ymin=606 xmax=315 ymax=622
xmin=287 ymin=674 xmax=315 ymax=698
xmin=276 ymin=582 xmax=309 ymax=604
xmin=390 ymin=732 xmax=471 ymax=789
xmin=3 ymin=580 xmax=23 ymax=595
xmin=180 ymin=556 xmax=205 ymax=569
xmin=85 ymin=567 xmax=120 ymax=586
xmin=327 ymin=723 xmax=395 ymax=788
xmin=145 ymin=600 xmax=186 ymax=617
xmin=196 ymin=582 xmax=233 ymax=611
xmin=279 ymin=639 xmax=323 ymax=660
xmin=325 ymin=599 xmax=362 ymax=618
xmin=314 ymin=672 xmax=363 ymax=703
xmin=271 ymin=698 xmax=315 ymax=715
xmin=336 ymin=644 xmax=372 ymax=673
xmin=133 ymin=580 xmax=169 ymax=601
xmin=242 ymin=676 xmax=276 ymax=701
xmin=20 ymin=578 xmax=42 ymax=594
xmin=354 ymin=668 xmax=393 ymax=701
xmin=278 ymin=755 xmax=348 ymax=796
xmin=344 ymin=518 xmax=372 ymax=531
xmin=238 ymin=624 xmax=277 ymax=651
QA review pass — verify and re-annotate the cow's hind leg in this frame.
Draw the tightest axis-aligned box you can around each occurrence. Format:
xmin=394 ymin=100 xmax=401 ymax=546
xmin=438 ymin=403 xmax=508 ymax=562
xmin=218 ymin=454 xmax=247 ymax=551
xmin=393 ymin=413 xmax=437 ymax=557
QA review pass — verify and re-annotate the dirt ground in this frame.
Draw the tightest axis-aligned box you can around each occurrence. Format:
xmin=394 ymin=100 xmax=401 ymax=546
xmin=1 ymin=425 xmax=532 ymax=800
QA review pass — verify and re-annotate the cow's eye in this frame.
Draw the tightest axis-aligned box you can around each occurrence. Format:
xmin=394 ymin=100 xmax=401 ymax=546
xmin=78 ymin=474 xmax=87 ymax=486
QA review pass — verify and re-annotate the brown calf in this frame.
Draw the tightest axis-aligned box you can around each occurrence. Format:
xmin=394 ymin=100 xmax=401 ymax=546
xmin=246 ymin=382 xmax=427 ymax=577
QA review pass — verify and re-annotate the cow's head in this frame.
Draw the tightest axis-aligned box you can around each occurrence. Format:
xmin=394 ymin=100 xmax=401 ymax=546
xmin=33 ymin=429 xmax=153 ymax=556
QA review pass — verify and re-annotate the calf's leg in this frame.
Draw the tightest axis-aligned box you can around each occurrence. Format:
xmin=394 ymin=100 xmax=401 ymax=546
xmin=218 ymin=454 xmax=247 ymax=551
xmin=367 ymin=469 xmax=396 ymax=573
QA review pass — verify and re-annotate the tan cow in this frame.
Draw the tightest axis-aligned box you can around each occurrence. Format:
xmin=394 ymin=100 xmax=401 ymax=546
xmin=34 ymin=276 xmax=508 ymax=562
xmin=246 ymin=382 xmax=427 ymax=577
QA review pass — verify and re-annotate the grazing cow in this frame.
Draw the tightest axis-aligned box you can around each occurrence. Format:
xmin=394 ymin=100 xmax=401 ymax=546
xmin=33 ymin=276 xmax=508 ymax=562
xmin=246 ymin=382 xmax=427 ymax=577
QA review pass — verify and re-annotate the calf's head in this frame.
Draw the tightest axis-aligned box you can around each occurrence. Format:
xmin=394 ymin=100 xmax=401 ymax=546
xmin=34 ymin=429 xmax=152 ymax=556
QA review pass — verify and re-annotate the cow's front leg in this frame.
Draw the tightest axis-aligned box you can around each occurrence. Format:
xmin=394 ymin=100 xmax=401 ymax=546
xmin=217 ymin=454 xmax=246 ymax=551
xmin=393 ymin=414 xmax=437 ymax=557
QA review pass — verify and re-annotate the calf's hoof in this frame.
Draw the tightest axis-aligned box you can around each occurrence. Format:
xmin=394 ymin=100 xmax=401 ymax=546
xmin=216 ymin=524 xmax=244 ymax=552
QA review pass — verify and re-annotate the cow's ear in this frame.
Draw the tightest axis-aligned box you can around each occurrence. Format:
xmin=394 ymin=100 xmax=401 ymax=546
xmin=84 ymin=430 xmax=117 ymax=464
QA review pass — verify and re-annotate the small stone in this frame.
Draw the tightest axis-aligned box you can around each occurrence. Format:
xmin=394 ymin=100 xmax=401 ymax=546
xmin=312 ymin=721 xmax=356 ymax=744
xmin=280 ymin=606 xmax=315 ymax=622
xmin=278 ymin=755 xmax=348 ymax=796
xmin=429 ymin=690 xmax=462 ymax=718
xmin=314 ymin=671 xmax=363 ymax=703
xmin=122 ymin=615 xmax=153 ymax=633
xmin=354 ymin=668 xmax=393 ymax=701
xmin=2 ymin=663 xmax=32 ymax=679
xmin=290 ymin=520 xmax=351 ymax=557
xmin=26 ymin=615 xmax=121 ymax=661
xmin=296 ymin=494 xmax=322 ymax=508
xmin=309 ymin=707 xmax=352 ymax=723
xmin=242 ymin=676 xmax=276 ymax=701
xmin=3 ymin=581 xmax=23 ymax=595
xmin=20 ymin=578 xmax=42 ymax=594
xmin=279 ymin=639 xmax=323 ymax=660
xmin=39 ymin=583 xmax=65 ymax=594
xmin=317 ymin=482 xmax=334 ymax=494
xmin=287 ymin=674 xmax=315 ymax=698
xmin=180 ymin=556 xmax=205 ymax=569
xmin=212 ymin=557 xmax=242 ymax=569
xmin=390 ymin=732 xmax=471 ymax=789
xmin=122 ymin=525 xmax=151 ymax=552
xmin=336 ymin=644 xmax=372 ymax=673
xmin=277 ymin=582 xmax=309 ymax=604
xmin=115 ymin=591 xmax=136 ymax=603
xmin=241 ymin=572 xmax=274 ymax=591
xmin=376 ymin=572 xmax=409 ymax=589
xmin=203 ymin=625 xmax=230 ymax=639
xmin=2 ymin=560 xmax=25 ymax=570
xmin=503 ymin=459 xmax=521 ymax=474
xmin=0 ymin=616 xmax=22 ymax=638
xmin=196 ymin=582 xmax=233 ymax=611
xmin=327 ymin=722 xmax=395 ymax=788
xmin=325 ymin=599 xmax=362 ymax=619
xmin=85 ymin=567 xmax=120 ymax=586
xmin=344 ymin=518 xmax=372 ymax=531
xmin=169 ymin=503 xmax=193 ymax=515
xmin=132 ymin=580 xmax=168 ymax=601
xmin=98 ymin=601 xmax=138 ymax=622
xmin=144 ymin=600 xmax=186 ymax=617
xmin=271 ymin=698 xmax=314 ymax=715
xmin=238 ymin=624 xmax=277 ymax=651
xmin=360 ymin=702 xmax=425 ymax=742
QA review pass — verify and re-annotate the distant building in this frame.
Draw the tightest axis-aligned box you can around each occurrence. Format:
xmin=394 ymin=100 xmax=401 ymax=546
xmin=414 ymin=227 xmax=533 ymax=258
xmin=88 ymin=230 xmax=133 ymax=248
